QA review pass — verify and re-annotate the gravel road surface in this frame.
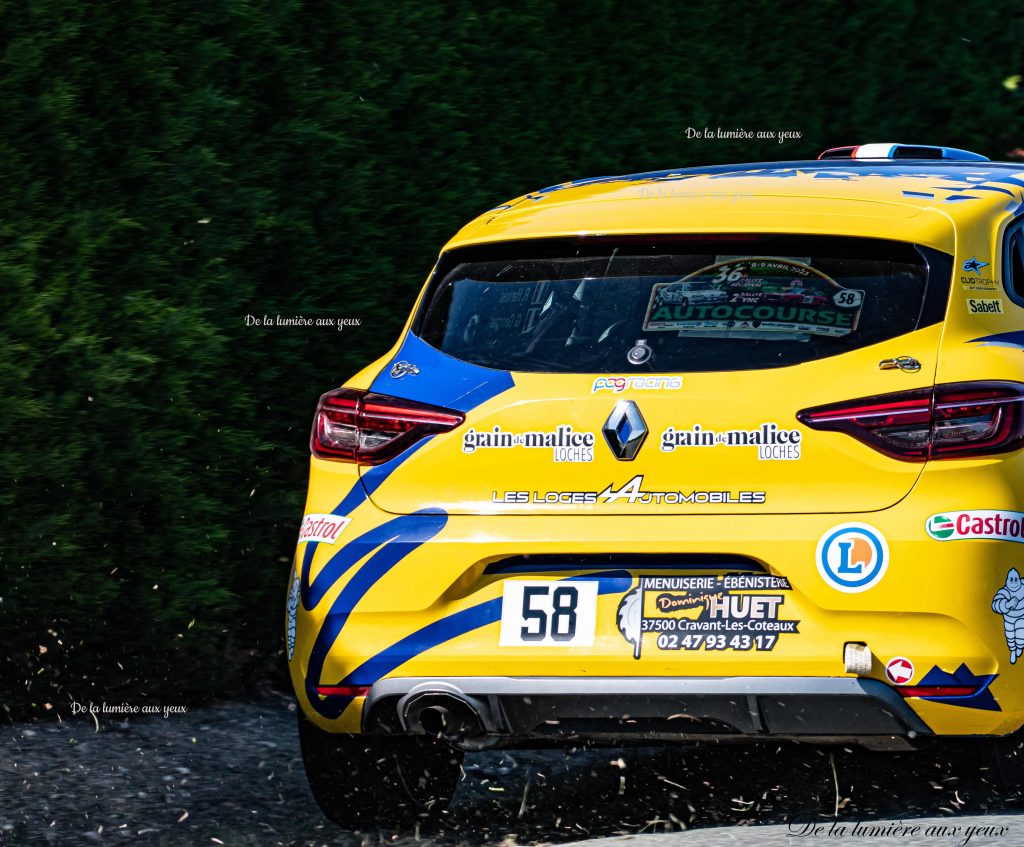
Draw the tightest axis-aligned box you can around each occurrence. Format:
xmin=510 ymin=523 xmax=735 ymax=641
xmin=2 ymin=695 xmax=1021 ymax=846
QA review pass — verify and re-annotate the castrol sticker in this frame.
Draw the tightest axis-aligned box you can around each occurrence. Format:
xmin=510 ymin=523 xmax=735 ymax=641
xmin=926 ymin=511 xmax=1024 ymax=543
xmin=298 ymin=513 xmax=351 ymax=544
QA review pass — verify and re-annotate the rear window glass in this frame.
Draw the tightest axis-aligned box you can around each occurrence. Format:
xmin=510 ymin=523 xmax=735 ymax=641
xmin=416 ymin=236 xmax=951 ymax=373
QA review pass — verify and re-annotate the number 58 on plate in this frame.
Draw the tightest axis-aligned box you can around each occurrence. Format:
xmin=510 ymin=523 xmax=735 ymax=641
xmin=499 ymin=580 xmax=599 ymax=647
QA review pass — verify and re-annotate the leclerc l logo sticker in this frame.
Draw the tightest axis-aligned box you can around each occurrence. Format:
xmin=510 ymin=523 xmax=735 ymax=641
xmin=926 ymin=510 xmax=1024 ymax=543
xmin=816 ymin=523 xmax=889 ymax=593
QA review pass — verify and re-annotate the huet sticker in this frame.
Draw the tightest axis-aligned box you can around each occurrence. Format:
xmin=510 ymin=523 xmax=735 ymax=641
xmin=616 ymin=574 xmax=799 ymax=658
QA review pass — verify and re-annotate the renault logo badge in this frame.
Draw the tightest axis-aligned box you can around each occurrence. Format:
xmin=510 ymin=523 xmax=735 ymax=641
xmin=603 ymin=400 xmax=648 ymax=460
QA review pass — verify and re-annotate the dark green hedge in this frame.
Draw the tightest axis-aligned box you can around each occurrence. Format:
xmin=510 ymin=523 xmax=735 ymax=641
xmin=1 ymin=0 xmax=1021 ymax=719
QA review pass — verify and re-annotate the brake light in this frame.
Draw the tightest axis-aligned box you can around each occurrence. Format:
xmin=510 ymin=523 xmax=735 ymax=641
xmin=316 ymin=685 xmax=370 ymax=697
xmin=796 ymin=381 xmax=1024 ymax=461
xmin=896 ymin=685 xmax=977 ymax=698
xmin=311 ymin=388 xmax=464 ymax=465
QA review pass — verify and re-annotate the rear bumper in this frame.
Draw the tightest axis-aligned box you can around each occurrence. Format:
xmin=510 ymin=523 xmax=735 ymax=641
xmin=364 ymin=675 xmax=932 ymax=749
xmin=290 ymin=459 xmax=1024 ymax=740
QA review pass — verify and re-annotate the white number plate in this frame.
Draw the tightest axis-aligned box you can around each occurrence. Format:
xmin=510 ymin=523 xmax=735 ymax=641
xmin=499 ymin=580 xmax=598 ymax=647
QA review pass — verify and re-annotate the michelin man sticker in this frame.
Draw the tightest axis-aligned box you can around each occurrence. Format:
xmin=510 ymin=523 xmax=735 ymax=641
xmin=992 ymin=568 xmax=1024 ymax=664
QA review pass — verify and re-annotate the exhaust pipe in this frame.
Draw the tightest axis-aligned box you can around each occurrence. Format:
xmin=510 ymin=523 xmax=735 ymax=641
xmin=401 ymin=691 xmax=486 ymax=741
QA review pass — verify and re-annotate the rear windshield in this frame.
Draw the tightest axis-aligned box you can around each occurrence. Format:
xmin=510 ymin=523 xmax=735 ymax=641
xmin=415 ymin=236 xmax=951 ymax=373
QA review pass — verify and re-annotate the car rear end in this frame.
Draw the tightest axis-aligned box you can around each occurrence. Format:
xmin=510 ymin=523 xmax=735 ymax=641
xmin=290 ymin=194 xmax=1024 ymax=754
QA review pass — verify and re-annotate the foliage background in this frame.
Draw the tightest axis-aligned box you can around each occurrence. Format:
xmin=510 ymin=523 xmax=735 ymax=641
xmin=1 ymin=0 xmax=1022 ymax=719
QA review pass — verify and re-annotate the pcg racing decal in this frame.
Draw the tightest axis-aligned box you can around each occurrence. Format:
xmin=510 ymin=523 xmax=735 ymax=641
xmin=592 ymin=375 xmax=683 ymax=393
xmin=815 ymin=523 xmax=889 ymax=593
xmin=927 ymin=510 xmax=1024 ymax=543
xmin=492 ymin=474 xmax=766 ymax=506
xmin=298 ymin=513 xmax=351 ymax=544
xmin=660 ymin=422 xmax=802 ymax=460
xmin=885 ymin=656 xmax=915 ymax=684
xmin=993 ymin=568 xmax=1024 ymax=664
xmin=462 ymin=424 xmax=595 ymax=463
xmin=642 ymin=258 xmax=865 ymax=340
xmin=616 ymin=574 xmax=799 ymax=659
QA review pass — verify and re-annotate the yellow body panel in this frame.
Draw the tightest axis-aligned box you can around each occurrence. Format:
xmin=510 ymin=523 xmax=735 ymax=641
xmin=290 ymin=159 xmax=1024 ymax=742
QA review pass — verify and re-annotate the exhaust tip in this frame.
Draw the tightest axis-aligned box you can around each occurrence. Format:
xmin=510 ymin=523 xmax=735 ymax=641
xmin=402 ymin=692 xmax=485 ymax=740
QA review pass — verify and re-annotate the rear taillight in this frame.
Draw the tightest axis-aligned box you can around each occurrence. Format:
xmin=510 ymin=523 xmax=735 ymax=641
xmin=316 ymin=685 xmax=370 ymax=697
xmin=796 ymin=381 xmax=1024 ymax=461
xmin=311 ymin=388 xmax=464 ymax=465
xmin=896 ymin=685 xmax=977 ymax=698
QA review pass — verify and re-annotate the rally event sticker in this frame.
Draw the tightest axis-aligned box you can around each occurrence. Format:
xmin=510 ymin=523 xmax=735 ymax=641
xmin=616 ymin=574 xmax=799 ymax=659
xmin=643 ymin=258 xmax=864 ymax=340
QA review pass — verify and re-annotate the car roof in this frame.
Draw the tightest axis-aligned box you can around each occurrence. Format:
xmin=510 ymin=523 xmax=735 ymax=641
xmin=445 ymin=159 xmax=1024 ymax=256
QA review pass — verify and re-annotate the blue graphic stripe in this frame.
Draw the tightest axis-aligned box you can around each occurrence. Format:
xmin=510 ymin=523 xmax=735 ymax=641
xmin=313 ymin=573 xmax=634 ymax=718
xmin=361 ymin=436 xmax=434 ymax=496
xmin=917 ymin=663 xmax=1000 ymax=712
xmin=370 ymin=332 xmax=514 ymax=413
xmin=303 ymin=511 xmax=449 ymax=716
xmin=298 ymin=337 xmax=518 ymax=717
xmin=970 ymin=330 xmax=1024 ymax=350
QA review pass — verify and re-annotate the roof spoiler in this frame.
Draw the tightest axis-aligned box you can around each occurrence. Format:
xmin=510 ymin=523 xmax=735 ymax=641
xmin=818 ymin=143 xmax=989 ymax=162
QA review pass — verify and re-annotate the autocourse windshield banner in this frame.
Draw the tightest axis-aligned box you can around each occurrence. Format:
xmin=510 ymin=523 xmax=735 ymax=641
xmin=642 ymin=257 xmax=865 ymax=339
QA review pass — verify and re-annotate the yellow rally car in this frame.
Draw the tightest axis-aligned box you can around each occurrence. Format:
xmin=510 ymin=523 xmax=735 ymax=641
xmin=288 ymin=143 xmax=1024 ymax=827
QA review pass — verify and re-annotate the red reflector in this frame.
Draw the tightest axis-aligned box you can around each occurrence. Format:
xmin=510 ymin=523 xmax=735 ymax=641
xmin=896 ymin=685 xmax=977 ymax=698
xmin=316 ymin=685 xmax=370 ymax=697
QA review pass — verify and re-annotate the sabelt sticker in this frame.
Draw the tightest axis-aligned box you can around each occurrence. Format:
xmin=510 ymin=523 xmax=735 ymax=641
xmin=616 ymin=574 xmax=800 ymax=659
xmin=885 ymin=656 xmax=915 ymax=685
xmin=967 ymin=298 xmax=1004 ymax=315
xmin=642 ymin=258 xmax=864 ymax=340
xmin=816 ymin=523 xmax=889 ymax=593
xmin=926 ymin=511 xmax=1024 ymax=543
xmin=298 ymin=513 xmax=351 ymax=544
